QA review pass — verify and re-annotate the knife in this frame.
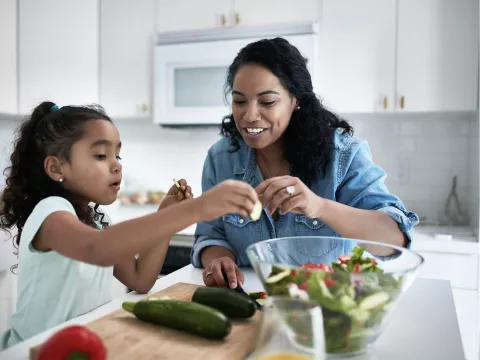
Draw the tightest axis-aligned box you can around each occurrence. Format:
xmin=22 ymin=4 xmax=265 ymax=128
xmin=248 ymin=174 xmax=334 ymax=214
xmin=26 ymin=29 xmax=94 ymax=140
xmin=222 ymin=272 xmax=263 ymax=310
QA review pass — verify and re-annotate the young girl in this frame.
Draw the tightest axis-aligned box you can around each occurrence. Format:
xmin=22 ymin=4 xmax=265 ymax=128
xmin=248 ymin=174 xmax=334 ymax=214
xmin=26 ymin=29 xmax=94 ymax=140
xmin=0 ymin=101 xmax=258 ymax=349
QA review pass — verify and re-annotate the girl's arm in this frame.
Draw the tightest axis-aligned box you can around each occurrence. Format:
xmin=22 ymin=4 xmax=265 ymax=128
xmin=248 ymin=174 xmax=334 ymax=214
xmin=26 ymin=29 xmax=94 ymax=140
xmin=113 ymin=241 xmax=170 ymax=294
xmin=33 ymin=180 xmax=258 ymax=267
xmin=113 ymin=182 xmax=189 ymax=294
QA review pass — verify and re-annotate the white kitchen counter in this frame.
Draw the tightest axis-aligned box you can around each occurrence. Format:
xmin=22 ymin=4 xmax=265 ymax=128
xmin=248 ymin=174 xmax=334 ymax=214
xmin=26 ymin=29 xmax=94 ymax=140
xmin=0 ymin=265 xmax=465 ymax=360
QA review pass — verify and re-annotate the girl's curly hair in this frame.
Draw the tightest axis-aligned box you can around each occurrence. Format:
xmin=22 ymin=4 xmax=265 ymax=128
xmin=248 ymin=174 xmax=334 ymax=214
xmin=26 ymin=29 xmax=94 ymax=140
xmin=0 ymin=101 xmax=112 ymax=250
xmin=221 ymin=37 xmax=353 ymax=187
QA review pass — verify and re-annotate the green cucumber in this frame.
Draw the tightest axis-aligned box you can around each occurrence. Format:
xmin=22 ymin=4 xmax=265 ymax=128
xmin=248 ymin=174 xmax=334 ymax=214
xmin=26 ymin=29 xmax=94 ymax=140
xmin=265 ymin=269 xmax=291 ymax=284
xmin=192 ymin=287 xmax=256 ymax=318
xmin=358 ymin=292 xmax=390 ymax=310
xmin=122 ymin=299 xmax=231 ymax=339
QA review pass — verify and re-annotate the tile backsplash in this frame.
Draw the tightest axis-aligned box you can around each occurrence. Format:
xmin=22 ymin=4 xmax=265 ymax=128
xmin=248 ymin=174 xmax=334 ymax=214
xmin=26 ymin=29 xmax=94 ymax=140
xmin=0 ymin=111 xmax=477 ymax=228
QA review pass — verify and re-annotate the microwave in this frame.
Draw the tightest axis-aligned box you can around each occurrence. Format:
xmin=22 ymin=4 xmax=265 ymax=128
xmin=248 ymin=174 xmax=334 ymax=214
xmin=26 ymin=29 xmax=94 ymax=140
xmin=153 ymin=22 xmax=319 ymax=127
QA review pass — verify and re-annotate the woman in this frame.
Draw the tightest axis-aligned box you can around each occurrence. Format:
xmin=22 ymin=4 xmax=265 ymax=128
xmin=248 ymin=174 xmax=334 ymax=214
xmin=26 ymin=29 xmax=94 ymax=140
xmin=191 ymin=38 xmax=419 ymax=289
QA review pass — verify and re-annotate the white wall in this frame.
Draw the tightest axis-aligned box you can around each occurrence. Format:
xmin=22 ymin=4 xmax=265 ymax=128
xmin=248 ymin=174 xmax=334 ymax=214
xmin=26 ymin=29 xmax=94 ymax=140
xmin=0 ymin=111 xmax=477 ymax=227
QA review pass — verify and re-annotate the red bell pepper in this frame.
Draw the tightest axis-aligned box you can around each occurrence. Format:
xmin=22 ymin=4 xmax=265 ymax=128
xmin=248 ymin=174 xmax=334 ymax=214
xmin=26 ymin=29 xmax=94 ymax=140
xmin=354 ymin=263 xmax=361 ymax=273
xmin=298 ymin=282 xmax=309 ymax=291
xmin=318 ymin=263 xmax=334 ymax=272
xmin=35 ymin=325 xmax=106 ymax=360
xmin=324 ymin=278 xmax=338 ymax=287
xmin=300 ymin=263 xmax=333 ymax=272
xmin=338 ymin=255 xmax=352 ymax=264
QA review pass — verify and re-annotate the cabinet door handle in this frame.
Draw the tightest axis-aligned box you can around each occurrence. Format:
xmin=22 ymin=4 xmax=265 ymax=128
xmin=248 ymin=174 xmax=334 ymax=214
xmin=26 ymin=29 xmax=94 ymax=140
xmin=235 ymin=13 xmax=240 ymax=25
xmin=383 ymin=96 xmax=388 ymax=109
xmin=400 ymin=95 xmax=405 ymax=109
xmin=221 ymin=14 xmax=227 ymax=26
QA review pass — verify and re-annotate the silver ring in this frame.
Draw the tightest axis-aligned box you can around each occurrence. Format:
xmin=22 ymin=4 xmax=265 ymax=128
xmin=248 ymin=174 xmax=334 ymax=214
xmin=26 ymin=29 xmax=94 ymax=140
xmin=205 ymin=271 xmax=213 ymax=277
xmin=286 ymin=185 xmax=296 ymax=197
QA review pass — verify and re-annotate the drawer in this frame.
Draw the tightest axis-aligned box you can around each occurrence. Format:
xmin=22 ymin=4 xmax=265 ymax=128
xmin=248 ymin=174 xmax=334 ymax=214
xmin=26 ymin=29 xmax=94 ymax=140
xmin=416 ymin=251 xmax=478 ymax=290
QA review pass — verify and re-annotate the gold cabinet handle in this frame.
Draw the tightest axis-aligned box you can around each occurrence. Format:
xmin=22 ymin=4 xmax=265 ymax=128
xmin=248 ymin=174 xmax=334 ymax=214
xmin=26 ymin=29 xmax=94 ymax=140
xmin=235 ymin=13 xmax=240 ymax=25
xmin=383 ymin=96 xmax=388 ymax=110
xmin=400 ymin=96 xmax=405 ymax=109
xmin=220 ymin=14 xmax=227 ymax=26
xmin=141 ymin=103 xmax=148 ymax=114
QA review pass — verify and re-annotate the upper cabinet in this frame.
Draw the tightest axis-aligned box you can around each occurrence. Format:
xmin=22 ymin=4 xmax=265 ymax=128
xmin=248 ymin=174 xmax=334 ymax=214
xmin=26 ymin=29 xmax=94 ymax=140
xmin=0 ymin=0 xmax=18 ymax=114
xmin=319 ymin=0 xmax=478 ymax=114
xmin=156 ymin=0 xmax=318 ymax=32
xmin=232 ymin=0 xmax=319 ymax=27
xmin=396 ymin=0 xmax=478 ymax=112
xmin=100 ymin=0 xmax=156 ymax=118
xmin=18 ymin=0 xmax=99 ymax=114
xmin=318 ymin=0 xmax=396 ymax=113
xmin=156 ymin=0 xmax=231 ymax=32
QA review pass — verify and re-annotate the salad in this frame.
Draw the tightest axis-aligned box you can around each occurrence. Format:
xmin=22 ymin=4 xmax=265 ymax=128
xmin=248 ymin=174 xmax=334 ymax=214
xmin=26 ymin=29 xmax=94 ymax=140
xmin=262 ymin=247 xmax=403 ymax=355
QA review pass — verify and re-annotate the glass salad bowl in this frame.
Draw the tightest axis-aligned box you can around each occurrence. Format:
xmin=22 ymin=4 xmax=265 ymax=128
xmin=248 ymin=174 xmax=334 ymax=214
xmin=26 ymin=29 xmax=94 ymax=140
xmin=246 ymin=236 xmax=424 ymax=358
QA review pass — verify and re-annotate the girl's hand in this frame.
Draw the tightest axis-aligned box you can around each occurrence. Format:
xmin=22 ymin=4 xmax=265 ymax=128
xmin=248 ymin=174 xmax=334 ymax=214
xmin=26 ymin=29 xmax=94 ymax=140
xmin=158 ymin=178 xmax=193 ymax=210
xmin=197 ymin=180 xmax=258 ymax=222
xmin=255 ymin=175 xmax=324 ymax=218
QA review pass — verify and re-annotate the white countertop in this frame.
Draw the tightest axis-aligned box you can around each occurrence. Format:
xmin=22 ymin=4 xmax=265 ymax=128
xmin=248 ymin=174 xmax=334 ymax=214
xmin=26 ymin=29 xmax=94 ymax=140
xmin=0 ymin=265 xmax=465 ymax=360
xmin=411 ymin=225 xmax=479 ymax=254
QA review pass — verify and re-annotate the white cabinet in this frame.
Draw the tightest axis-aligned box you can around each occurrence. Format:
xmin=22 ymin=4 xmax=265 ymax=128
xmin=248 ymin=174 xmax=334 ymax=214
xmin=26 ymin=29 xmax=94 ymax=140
xmin=18 ymin=0 xmax=99 ymax=114
xmin=0 ymin=0 xmax=17 ymax=114
xmin=452 ymin=289 xmax=477 ymax=360
xmin=232 ymin=0 xmax=318 ymax=27
xmin=156 ymin=0 xmax=231 ymax=32
xmin=319 ymin=0 xmax=478 ymax=113
xmin=100 ymin=0 xmax=156 ymax=118
xmin=156 ymin=0 xmax=318 ymax=32
xmin=318 ymin=0 xmax=396 ymax=113
xmin=397 ymin=0 xmax=478 ymax=112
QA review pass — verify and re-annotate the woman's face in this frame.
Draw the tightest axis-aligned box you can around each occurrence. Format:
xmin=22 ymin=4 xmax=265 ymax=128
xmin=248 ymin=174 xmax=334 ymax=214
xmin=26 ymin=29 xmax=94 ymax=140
xmin=231 ymin=64 xmax=297 ymax=150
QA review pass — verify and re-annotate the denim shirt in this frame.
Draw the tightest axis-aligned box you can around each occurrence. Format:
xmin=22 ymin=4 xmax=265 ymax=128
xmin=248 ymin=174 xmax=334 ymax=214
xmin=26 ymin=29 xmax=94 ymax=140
xmin=191 ymin=130 xmax=419 ymax=268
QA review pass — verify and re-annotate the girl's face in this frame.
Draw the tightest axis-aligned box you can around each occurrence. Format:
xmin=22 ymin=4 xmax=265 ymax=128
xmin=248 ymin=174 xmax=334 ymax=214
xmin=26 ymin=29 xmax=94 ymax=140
xmin=60 ymin=120 xmax=122 ymax=206
xmin=231 ymin=64 xmax=297 ymax=151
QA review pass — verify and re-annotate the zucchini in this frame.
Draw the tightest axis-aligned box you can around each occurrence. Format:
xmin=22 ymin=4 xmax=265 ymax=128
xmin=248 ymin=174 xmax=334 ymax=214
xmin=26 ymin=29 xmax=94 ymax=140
xmin=192 ymin=287 xmax=256 ymax=318
xmin=122 ymin=299 xmax=231 ymax=339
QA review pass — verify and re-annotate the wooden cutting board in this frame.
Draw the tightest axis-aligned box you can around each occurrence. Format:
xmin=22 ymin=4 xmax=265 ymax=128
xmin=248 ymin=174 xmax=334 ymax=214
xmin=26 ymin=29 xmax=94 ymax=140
xmin=30 ymin=283 xmax=262 ymax=360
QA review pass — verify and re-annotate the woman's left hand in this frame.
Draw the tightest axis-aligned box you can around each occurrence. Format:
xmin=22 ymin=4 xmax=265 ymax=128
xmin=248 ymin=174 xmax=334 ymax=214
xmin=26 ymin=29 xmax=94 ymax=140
xmin=255 ymin=176 xmax=323 ymax=218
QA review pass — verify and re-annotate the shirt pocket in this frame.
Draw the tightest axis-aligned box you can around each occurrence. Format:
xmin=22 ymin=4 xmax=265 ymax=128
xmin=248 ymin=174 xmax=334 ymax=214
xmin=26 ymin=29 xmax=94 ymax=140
xmin=223 ymin=214 xmax=262 ymax=241
xmin=294 ymin=215 xmax=339 ymax=257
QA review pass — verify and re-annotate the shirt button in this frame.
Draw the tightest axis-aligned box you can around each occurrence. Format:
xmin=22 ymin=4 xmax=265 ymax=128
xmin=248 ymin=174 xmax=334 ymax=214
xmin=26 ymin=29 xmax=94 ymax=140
xmin=312 ymin=220 xmax=318 ymax=225
xmin=239 ymin=219 xmax=244 ymax=224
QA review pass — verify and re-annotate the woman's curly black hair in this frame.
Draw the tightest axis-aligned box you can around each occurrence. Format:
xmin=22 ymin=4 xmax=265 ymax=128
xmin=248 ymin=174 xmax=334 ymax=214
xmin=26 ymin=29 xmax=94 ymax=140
xmin=0 ymin=101 xmax=112 ymax=249
xmin=221 ymin=37 xmax=353 ymax=187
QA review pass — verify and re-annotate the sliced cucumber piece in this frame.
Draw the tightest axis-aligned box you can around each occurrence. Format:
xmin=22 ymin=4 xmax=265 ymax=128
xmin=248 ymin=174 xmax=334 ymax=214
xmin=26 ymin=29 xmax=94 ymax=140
xmin=256 ymin=298 xmax=266 ymax=305
xmin=249 ymin=200 xmax=263 ymax=221
xmin=358 ymin=292 xmax=390 ymax=310
xmin=265 ymin=269 xmax=291 ymax=284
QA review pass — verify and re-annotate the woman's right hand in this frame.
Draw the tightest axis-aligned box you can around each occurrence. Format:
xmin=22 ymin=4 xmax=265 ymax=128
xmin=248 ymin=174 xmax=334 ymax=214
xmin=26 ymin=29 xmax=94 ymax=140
xmin=197 ymin=180 xmax=258 ymax=222
xmin=203 ymin=256 xmax=244 ymax=289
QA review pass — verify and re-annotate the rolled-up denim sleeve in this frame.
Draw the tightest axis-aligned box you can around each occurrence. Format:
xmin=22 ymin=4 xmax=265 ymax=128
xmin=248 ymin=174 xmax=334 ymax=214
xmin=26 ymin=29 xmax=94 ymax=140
xmin=336 ymin=139 xmax=419 ymax=248
xmin=190 ymin=151 xmax=235 ymax=268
